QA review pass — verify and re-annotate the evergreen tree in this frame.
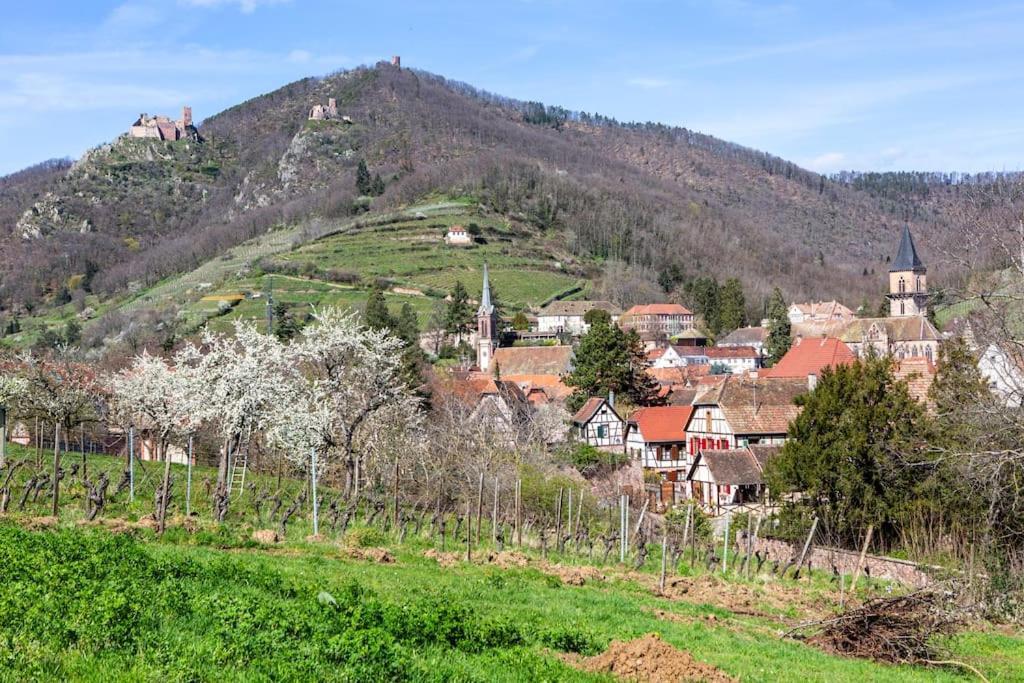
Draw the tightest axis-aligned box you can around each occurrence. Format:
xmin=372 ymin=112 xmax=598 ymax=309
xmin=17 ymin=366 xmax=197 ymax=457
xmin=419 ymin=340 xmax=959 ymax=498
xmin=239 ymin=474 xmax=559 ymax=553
xmin=394 ymin=303 xmax=420 ymax=346
xmin=363 ymin=285 xmax=394 ymax=332
xmin=583 ymin=308 xmax=611 ymax=327
xmin=929 ymin=336 xmax=990 ymax=440
xmin=565 ymin=318 xmax=658 ymax=411
xmin=763 ymin=287 xmax=791 ymax=367
xmin=63 ymin=319 xmax=81 ymax=345
xmin=717 ymin=277 xmax=747 ymax=334
xmin=684 ymin=277 xmax=720 ymax=334
xmin=765 ymin=356 xmax=934 ymax=547
xmin=370 ymin=173 xmax=385 ymax=196
xmin=445 ymin=281 xmax=473 ymax=342
xmin=272 ymin=301 xmax=301 ymax=341
xmin=512 ymin=311 xmax=529 ymax=330
xmin=355 ymin=159 xmax=372 ymax=195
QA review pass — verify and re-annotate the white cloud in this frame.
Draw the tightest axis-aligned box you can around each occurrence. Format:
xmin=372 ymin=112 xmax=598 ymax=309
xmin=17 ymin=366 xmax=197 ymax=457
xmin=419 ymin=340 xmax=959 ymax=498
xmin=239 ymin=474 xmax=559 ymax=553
xmin=103 ymin=3 xmax=165 ymax=32
xmin=287 ymin=49 xmax=312 ymax=63
xmin=179 ymin=0 xmax=290 ymax=14
xmin=803 ymin=152 xmax=846 ymax=172
xmin=627 ymin=77 xmax=672 ymax=89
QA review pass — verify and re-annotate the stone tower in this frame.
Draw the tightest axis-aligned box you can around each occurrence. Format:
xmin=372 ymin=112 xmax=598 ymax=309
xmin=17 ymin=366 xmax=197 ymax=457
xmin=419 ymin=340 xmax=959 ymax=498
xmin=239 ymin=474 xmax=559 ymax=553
xmin=887 ymin=224 xmax=928 ymax=317
xmin=476 ymin=263 xmax=499 ymax=371
xmin=181 ymin=106 xmax=192 ymax=128
xmin=392 ymin=55 xmax=401 ymax=67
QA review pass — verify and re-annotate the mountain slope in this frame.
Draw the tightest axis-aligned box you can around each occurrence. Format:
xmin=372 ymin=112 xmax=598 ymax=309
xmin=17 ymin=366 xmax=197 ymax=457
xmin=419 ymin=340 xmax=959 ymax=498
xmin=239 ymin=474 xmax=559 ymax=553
xmin=0 ymin=61 xmax=998 ymax=345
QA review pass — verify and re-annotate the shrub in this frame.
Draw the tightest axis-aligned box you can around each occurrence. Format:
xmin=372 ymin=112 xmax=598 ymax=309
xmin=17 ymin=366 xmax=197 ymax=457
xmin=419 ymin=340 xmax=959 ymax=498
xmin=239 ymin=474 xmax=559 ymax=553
xmin=344 ymin=526 xmax=387 ymax=548
xmin=537 ymin=624 xmax=604 ymax=655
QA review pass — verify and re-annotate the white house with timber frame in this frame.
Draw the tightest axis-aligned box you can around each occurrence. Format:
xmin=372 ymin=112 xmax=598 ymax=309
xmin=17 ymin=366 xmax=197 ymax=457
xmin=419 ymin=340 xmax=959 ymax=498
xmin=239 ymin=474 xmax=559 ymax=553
xmin=571 ymin=396 xmax=625 ymax=448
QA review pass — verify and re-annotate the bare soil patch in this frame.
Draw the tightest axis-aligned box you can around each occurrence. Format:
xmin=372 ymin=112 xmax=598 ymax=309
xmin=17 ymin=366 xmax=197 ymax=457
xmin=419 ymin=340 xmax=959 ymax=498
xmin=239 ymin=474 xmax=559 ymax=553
xmin=544 ymin=563 xmax=607 ymax=586
xmin=423 ymin=548 xmax=461 ymax=568
xmin=650 ymin=573 xmax=831 ymax=620
xmin=567 ymin=633 xmax=736 ymax=682
xmin=343 ymin=546 xmax=395 ymax=564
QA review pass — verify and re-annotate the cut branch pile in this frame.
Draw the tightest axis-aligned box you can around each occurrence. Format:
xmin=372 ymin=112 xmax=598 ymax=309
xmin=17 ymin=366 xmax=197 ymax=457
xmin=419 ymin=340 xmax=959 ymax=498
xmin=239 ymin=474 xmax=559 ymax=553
xmin=789 ymin=591 xmax=961 ymax=665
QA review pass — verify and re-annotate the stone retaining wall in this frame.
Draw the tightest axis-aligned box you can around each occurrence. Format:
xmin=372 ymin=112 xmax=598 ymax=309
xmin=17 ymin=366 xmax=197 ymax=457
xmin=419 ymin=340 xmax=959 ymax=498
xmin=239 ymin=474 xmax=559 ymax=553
xmin=748 ymin=536 xmax=935 ymax=588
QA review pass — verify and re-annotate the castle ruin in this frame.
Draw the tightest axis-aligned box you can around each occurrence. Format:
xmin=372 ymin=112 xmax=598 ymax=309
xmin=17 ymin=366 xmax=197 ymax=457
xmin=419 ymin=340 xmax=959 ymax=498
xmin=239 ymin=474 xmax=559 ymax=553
xmin=308 ymin=98 xmax=352 ymax=123
xmin=129 ymin=106 xmax=197 ymax=141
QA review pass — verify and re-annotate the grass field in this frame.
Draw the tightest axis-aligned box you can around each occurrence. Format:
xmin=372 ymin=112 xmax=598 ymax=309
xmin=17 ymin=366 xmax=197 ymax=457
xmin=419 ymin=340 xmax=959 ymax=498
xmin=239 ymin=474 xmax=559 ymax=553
xmin=1 ymin=445 xmax=1022 ymax=681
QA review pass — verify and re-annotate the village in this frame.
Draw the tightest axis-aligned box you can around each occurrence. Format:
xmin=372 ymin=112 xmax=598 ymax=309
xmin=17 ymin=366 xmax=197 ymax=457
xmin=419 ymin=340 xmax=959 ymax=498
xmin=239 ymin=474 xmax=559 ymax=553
xmin=439 ymin=224 xmax=972 ymax=521
xmin=5 ymin=5 xmax=1024 ymax=675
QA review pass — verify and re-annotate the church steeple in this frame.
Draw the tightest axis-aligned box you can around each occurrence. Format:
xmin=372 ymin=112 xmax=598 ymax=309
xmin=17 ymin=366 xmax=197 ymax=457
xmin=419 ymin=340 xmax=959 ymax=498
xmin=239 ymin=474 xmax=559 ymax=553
xmin=887 ymin=225 xmax=928 ymax=317
xmin=478 ymin=263 xmax=494 ymax=316
xmin=476 ymin=263 xmax=499 ymax=370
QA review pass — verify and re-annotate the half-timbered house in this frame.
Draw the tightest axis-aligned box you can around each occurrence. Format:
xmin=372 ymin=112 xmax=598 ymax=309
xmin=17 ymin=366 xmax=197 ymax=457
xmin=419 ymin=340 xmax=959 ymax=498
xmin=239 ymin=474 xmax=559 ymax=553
xmin=571 ymin=396 xmax=625 ymax=448
xmin=683 ymin=375 xmax=806 ymax=457
xmin=625 ymin=405 xmax=694 ymax=482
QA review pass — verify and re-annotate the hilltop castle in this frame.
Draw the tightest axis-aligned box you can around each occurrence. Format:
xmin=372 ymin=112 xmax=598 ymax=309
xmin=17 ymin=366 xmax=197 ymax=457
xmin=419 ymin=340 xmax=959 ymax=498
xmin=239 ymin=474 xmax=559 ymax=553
xmin=129 ymin=106 xmax=197 ymax=141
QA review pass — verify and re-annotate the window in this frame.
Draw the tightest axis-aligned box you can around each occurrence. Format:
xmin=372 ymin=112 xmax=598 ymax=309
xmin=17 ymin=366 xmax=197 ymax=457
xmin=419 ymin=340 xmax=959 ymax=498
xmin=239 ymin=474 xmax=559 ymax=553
xmin=670 ymin=445 xmax=679 ymax=460
xmin=898 ymin=277 xmax=906 ymax=293
xmin=597 ymin=424 xmax=607 ymax=438
xmin=900 ymin=301 xmax=905 ymax=315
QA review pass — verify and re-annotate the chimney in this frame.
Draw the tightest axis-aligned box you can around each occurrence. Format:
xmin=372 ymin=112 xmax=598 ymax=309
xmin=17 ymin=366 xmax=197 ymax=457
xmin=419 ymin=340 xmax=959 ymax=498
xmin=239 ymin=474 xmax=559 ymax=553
xmin=807 ymin=373 xmax=818 ymax=391
xmin=182 ymin=106 xmax=192 ymax=127
xmin=608 ymin=390 xmax=615 ymax=409
xmin=392 ymin=55 xmax=401 ymax=67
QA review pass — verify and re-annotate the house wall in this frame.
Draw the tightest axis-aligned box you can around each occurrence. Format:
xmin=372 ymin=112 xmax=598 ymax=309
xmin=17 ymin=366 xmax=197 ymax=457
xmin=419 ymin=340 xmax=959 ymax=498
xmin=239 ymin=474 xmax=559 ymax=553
xmin=626 ymin=428 xmax=689 ymax=476
xmin=538 ymin=314 xmax=585 ymax=335
xmin=578 ymin=405 xmax=625 ymax=447
xmin=684 ymin=406 xmax=787 ymax=456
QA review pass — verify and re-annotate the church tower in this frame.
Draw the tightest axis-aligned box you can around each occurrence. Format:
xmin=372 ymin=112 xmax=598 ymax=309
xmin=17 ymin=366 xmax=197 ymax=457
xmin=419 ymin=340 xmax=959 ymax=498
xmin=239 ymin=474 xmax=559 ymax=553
xmin=887 ymin=225 xmax=928 ymax=318
xmin=476 ymin=263 xmax=499 ymax=371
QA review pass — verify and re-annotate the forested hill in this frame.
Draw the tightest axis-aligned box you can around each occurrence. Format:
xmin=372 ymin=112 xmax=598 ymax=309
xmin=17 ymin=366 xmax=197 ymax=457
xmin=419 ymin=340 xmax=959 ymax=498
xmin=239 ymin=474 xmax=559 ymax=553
xmin=0 ymin=61 xmax=998 ymax=324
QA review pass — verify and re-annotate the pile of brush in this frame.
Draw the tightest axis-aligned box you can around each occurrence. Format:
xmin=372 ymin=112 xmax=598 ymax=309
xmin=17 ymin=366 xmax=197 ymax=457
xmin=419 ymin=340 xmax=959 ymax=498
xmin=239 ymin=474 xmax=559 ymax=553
xmin=791 ymin=591 xmax=960 ymax=665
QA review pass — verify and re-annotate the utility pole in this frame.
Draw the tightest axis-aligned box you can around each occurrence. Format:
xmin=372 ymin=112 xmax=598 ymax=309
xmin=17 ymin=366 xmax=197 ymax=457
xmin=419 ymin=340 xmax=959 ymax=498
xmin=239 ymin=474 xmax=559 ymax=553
xmin=265 ymin=276 xmax=274 ymax=336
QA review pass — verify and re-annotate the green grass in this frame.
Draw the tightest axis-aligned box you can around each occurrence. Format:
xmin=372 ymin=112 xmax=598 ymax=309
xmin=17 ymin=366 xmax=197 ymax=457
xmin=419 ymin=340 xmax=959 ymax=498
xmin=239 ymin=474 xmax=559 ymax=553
xmin=1 ymin=517 xmax=1020 ymax=682
xmin=2 ymin=442 xmax=1022 ymax=681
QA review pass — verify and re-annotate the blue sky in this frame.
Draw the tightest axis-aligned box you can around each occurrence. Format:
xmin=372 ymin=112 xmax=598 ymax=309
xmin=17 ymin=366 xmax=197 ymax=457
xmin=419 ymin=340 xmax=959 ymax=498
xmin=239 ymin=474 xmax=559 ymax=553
xmin=2 ymin=0 xmax=1023 ymax=176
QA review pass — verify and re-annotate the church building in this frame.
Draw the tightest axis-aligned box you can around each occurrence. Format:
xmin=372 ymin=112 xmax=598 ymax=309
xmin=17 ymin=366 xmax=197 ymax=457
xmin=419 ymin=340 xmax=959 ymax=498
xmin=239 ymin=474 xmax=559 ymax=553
xmin=837 ymin=225 xmax=941 ymax=361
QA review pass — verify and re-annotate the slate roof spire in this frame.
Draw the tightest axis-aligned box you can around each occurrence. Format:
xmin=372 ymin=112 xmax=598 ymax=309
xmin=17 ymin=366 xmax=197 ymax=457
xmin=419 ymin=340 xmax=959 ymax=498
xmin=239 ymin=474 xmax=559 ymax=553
xmin=478 ymin=263 xmax=494 ymax=315
xmin=891 ymin=224 xmax=925 ymax=272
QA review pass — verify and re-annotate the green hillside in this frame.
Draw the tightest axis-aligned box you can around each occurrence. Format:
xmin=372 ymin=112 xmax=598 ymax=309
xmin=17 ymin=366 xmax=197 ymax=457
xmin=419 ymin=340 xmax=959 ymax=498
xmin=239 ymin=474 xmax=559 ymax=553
xmin=1 ymin=197 xmax=594 ymax=347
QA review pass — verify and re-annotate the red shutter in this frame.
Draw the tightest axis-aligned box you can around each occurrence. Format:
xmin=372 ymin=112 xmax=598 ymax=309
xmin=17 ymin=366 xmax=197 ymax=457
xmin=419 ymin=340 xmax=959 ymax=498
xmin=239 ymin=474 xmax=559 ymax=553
xmin=700 ymin=438 xmax=707 ymax=450
xmin=671 ymin=445 xmax=679 ymax=460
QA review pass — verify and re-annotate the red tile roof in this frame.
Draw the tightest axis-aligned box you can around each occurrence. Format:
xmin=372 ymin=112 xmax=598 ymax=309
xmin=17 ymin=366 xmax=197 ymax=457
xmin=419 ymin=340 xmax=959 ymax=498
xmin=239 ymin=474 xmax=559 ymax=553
xmin=893 ymin=357 xmax=936 ymax=404
xmin=631 ymin=406 xmax=694 ymax=443
xmin=572 ymin=397 xmax=607 ymax=424
xmin=492 ymin=346 xmax=574 ymax=375
xmin=762 ymin=337 xmax=855 ymax=378
xmin=706 ymin=345 xmax=758 ymax=359
xmin=623 ymin=303 xmax=693 ymax=316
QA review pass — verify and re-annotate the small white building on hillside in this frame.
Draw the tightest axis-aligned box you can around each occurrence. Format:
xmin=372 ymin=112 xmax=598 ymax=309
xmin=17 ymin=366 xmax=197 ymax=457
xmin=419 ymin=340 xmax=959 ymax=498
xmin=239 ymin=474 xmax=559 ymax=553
xmin=445 ymin=225 xmax=472 ymax=245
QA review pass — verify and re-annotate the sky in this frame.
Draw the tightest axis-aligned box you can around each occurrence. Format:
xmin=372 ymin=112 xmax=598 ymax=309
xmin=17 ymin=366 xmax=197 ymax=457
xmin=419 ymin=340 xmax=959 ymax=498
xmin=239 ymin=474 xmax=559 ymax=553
xmin=2 ymin=0 xmax=1023 ymax=176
